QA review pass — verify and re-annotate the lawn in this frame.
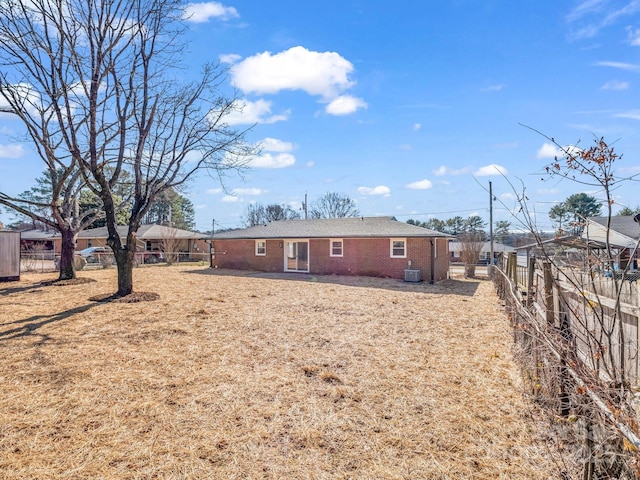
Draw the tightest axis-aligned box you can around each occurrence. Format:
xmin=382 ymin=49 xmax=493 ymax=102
xmin=0 ymin=266 xmax=558 ymax=479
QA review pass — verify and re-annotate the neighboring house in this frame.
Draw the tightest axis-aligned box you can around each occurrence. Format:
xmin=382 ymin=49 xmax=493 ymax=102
xmin=449 ymin=241 xmax=515 ymax=264
xmin=18 ymin=225 xmax=209 ymax=260
xmin=583 ymin=216 xmax=640 ymax=269
xmin=212 ymin=216 xmax=451 ymax=282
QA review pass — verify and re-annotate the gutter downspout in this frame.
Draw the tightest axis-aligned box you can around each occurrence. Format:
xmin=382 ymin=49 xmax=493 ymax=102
xmin=430 ymin=239 xmax=435 ymax=284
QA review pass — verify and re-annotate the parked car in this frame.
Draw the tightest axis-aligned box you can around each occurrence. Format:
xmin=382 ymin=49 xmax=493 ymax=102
xmin=78 ymin=246 xmax=112 ymax=263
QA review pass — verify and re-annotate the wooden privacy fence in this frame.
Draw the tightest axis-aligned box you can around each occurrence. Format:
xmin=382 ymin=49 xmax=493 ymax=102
xmin=496 ymin=255 xmax=640 ymax=478
xmin=503 ymin=252 xmax=640 ymax=385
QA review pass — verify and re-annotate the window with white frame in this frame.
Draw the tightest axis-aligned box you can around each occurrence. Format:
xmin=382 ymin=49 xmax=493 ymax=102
xmin=390 ymin=238 xmax=406 ymax=258
xmin=330 ymin=239 xmax=343 ymax=257
xmin=255 ymin=240 xmax=266 ymax=256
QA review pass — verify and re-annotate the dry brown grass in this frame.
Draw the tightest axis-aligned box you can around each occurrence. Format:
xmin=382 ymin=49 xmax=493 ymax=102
xmin=0 ymin=266 xmax=559 ymax=479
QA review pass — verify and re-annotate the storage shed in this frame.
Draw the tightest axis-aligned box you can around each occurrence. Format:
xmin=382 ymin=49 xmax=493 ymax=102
xmin=0 ymin=230 xmax=21 ymax=282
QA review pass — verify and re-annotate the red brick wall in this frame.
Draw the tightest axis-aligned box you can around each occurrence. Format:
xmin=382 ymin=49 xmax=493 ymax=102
xmin=212 ymin=239 xmax=283 ymax=272
xmin=213 ymin=237 xmax=449 ymax=281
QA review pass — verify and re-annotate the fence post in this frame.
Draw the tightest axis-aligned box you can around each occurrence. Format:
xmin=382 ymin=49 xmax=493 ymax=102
xmin=527 ymin=257 xmax=535 ymax=308
xmin=543 ymin=261 xmax=555 ymax=326
xmin=508 ymin=252 xmax=517 ymax=286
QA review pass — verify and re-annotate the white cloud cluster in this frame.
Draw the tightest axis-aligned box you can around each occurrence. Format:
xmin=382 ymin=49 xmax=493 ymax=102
xmin=229 ymin=46 xmax=366 ymax=116
xmin=595 ymin=61 xmax=640 ymax=73
xmin=536 ymin=142 xmax=561 ymax=159
xmin=0 ymin=144 xmax=24 ymax=158
xmin=601 ymin=80 xmax=629 ymax=90
xmin=182 ymin=2 xmax=239 ymax=23
xmin=325 ymin=95 xmax=368 ymax=116
xmin=405 ymin=179 xmax=433 ymax=190
xmin=432 ymin=165 xmax=471 ymax=176
xmin=358 ymin=185 xmax=391 ymax=196
xmin=224 ymin=99 xmax=289 ymax=126
xmin=536 ymin=143 xmax=582 ymax=159
xmin=246 ymin=137 xmax=296 ymax=169
xmin=474 ymin=164 xmax=508 ymax=176
xmin=232 ymin=187 xmax=264 ymax=195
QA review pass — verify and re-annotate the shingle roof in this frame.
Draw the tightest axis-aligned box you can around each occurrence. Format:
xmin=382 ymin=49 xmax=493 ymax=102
xmin=77 ymin=225 xmax=204 ymax=239
xmin=449 ymin=241 xmax=515 ymax=254
xmin=589 ymin=216 xmax=640 ymax=240
xmin=16 ymin=229 xmax=60 ymax=240
xmin=18 ymin=225 xmax=204 ymax=240
xmin=214 ymin=216 xmax=449 ymax=239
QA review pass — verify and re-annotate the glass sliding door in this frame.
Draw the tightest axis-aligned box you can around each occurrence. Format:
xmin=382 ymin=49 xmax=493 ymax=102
xmin=284 ymin=240 xmax=309 ymax=272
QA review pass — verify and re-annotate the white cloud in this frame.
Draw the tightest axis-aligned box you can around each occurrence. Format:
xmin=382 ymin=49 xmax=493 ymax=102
xmin=261 ymin=137 xmax=294 ymax=152
xmin=220 ymin=53 xmax=242 ymax=64
xmin=231 ymin=187 xmax=264 ymax=195
xmin=358 ymin=185 xmax=391 ymax=196
xmin=206 ymin=187 xmax=223 ymax=194
xmin=474 ymin=164 xmax=508 ymax=176
xmin=224 ymin=99 xmax=289 ymax=125
xmin=306 ymin=161 xmax=315 ymax=168
xmin=432 ymin=165 xmax=472 ymax=176
xmin=594 ymin=61 xmax=640 ymax=73
xmin=242 ymin=137 xmax=297 ymax=169
xmin=413 ymin=123 xmax=421 ymax=132
xmin=182 ymin=2 xmax=239 ymax=23
xmin=0 ymin=144 xmax=24 ymax=158
xmin=536 ymin=142 xmax=582 ymax=158
xmin=615 ymin=110 xmax=640 ymax=120
xmin=628 ymin=26 xmax=640 ymax=46
xmin=248 ymin=153 xmax=295 ymax=169
xmin=602 ymin=80 xmax=629 ymax=90
xmin=231 ymin=46 xmax=356 ymax=100
xmin=325 ymin=95 xmax=367 ymax=115
xmin=405 ymin=179 xmax=433 ymax=190
xmin=221 ymin=195 xmax=240 ymax=203
xmin=536 ymin=142 xmax=562 ymax=159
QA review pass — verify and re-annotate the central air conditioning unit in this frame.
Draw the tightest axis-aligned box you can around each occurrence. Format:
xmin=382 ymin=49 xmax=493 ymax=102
xmin=404 ymin=269 xmax=421 ymax=282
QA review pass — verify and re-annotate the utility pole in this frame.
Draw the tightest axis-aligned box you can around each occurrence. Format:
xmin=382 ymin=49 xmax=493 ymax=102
xmin=302 ymin=192 xmax=308 ymax=219
xmin=209 ymin=218 xmax=215 ymax=268
xmin=489 ymin=181 xmax=494 ymax=276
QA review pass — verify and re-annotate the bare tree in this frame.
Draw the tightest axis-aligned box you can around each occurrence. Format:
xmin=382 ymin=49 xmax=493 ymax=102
xmin=0 ymin=0 xmax=253 ymax=296
xmin=243 ymin=203 xmax=300 ymax=227
xmin=459 ymin=230 xmax=484 ymax=278
xmin=0 ymin=168 xmax=102 ymax=280
xmin=310 ymin=192 xmax=360 ymax=219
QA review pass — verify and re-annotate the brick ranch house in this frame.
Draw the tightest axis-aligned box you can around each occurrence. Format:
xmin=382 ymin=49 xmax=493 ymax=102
xmin=212 ymin=216 xmax=451 ymax=282
xmin=18 ymin=224 xmax=209 ymax=261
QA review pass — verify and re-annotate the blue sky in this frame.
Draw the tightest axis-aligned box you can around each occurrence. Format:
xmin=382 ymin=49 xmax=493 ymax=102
xmin=2 ymin=0 xmax=640 ymax=232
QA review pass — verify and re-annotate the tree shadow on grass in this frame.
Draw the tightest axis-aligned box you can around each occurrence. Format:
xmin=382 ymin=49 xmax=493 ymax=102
xmin=185 ymin=268 xmax=483 ymax=297
xmin=1 ymin=277 xmax=96 ymax=296
xmin=0 ymin=303 xmax=95 ymax=344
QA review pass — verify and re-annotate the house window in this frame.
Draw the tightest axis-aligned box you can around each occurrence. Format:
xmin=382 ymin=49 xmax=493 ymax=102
xmin=146 ymin=241 xmax=152 ymax=251
xmin=390 ymin=238 xmax=406 ymax=258
xmin=330 ymin=239 xmax=343 ymax=257
xmin=255 ymin=240 xmax=266 ymax=256
xmin=87 ymin=240 xmax=92 ymax=248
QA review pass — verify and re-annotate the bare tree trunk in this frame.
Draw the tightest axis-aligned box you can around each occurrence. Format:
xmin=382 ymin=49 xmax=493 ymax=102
xmin=114 ymin=247 xmax=135 ymax=297
xmin=58 ymin=227 xmax=77 ymax=280
xmin=464 ymin=264 xmax=476 ymax=278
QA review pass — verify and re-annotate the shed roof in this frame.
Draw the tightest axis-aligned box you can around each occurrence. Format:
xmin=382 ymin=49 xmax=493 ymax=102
xmin=214 ymin=216 xmax=449 ymax=240
xmin=77 ymin=224 xmax=204 ymax=240
xmin=588 ymin=216 xmax=640 ymax=240
xmin=17 ymin=225 xmax=204 ymax=240
xmin=449 ymin=241 xmax=515 ymax=254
